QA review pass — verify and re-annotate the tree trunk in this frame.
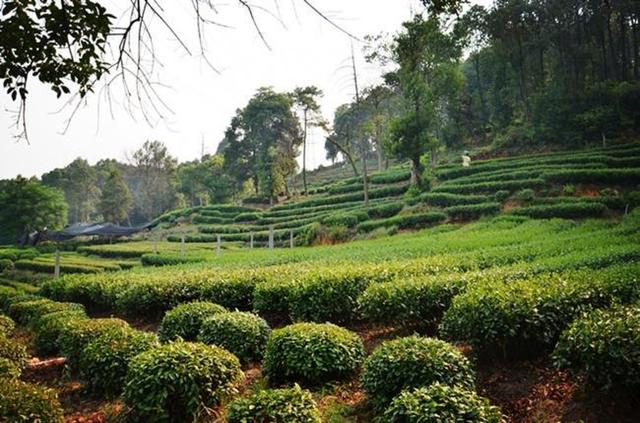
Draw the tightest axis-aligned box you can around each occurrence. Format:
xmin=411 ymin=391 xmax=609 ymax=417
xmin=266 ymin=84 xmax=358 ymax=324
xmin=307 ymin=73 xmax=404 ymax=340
xmin=473 ymin=54 xmax=488 ymax=123
xmin=302 ymin=109 xmax=308 ymax=196
xmin=410 ymin=155 xmax=422 ymax=187
xmin=326 ymin=137 xmax=359 ymax=177
xmin=620 ymin=12 xmax=628 ymax=80
xmin=363 ymin=146 xmax=369 ymax=206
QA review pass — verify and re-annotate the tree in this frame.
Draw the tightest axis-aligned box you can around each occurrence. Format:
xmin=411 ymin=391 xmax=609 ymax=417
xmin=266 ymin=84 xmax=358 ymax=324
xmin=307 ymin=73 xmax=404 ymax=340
xmin=386 ymin=15 xmax=463 ymax=187
xmin=177 ymin=154 xmax=234 ymax=206
xmin=221 ymin=87 xmax=301 ymax=203
xmin=292 ymin=86 xmax=324 ymax=196
xmin=0 ymin=177 xmax=67 ymax=243
xmin=99 ymin=170 xmax=133 ymax=224
xmin=131 ymin=140 xmax=177 ymax=220
xmin=41 ymin=158 xmax=101 ymax=223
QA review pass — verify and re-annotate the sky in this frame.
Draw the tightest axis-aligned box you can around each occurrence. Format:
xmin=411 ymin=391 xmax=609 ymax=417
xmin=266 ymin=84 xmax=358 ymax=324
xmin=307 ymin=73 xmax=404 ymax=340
xmin=0 ymin=0 xmax=486 ymax=179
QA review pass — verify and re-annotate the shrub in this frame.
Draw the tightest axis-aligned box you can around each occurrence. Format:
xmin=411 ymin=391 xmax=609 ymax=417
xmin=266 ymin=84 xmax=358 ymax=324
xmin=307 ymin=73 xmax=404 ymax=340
xmin=57 ymin=318 xmax=130 ymax=369
xmin=9 ymin=299 xmax=84 ymax=326
xmin=226 ymin=385 xmax=321 ymax=423
xmin=444 ymin=202 xmax=501 ymax=220
xmin=32 ymin=310 xmax=88 ymax=356
xmin=0 ymin=315 xmax=15 ymax=337
xmin=288 ymin=272 xmax=371 ymax=324
xmin=510 ymin=202 xmax=607 ymax=219
xmin=360 ymin=336 xmax=475 ymax=410
xmin=543 ymin=168 xmax=640 ymax=185
xmin=624 ymin=190 xmax=640 ymax=209
xmin=420 ymin=192 xmax=491 ymax=207
xmin=358 ymin=275 xmax=469 ymax=324
xmin=514 ymin=188 xmax=535 ymax=202
xmin=367 ymin=202 xmax=404 ymax=219
xmin=141 ymin=254 xmax=205 ymax=266
xmin=322 ymin=211 xmax=368 ymax=228
xmin=439 ymin=265 xmax=640 ymax=358
xmin=263 ymin=323 xmax=365 ymax=386
xmin=122 ymin=341 xmax=243 ymax=422
xmin=0 ymin=259 xmax=12 ymax=272
xmin=198 ymin=311 xmax=271 ymax=364
xmin=384 ymin=384 xmax=502 ymax=423
xmin=0 ymin=357 xmax=21 ymax=379
xmin=553 ymin=305 xmax=640 ymax=391
xmin=253 ymin=280 xmax=296 ymax=317
xmin=233 ymin=212 xmax=262 ymax=222
xmin=0 ymin=335 xmax=28 ymax=370
xmin=158 ymin=301 xmax=227 ymax=343
xmin=80 ymin=327 xmax=160 ymax=397
xmin=432 ymin=178 xmax=545 ymax=195
xmin=563 ymin=184 xmax=576 ymax=196
xmin=357 ymin=212 xmax=447 ymax=233
xmin=494 ymin=190 xmax=510 ymax=202
xmin=0 ymin=379 xmax=64 ymax=423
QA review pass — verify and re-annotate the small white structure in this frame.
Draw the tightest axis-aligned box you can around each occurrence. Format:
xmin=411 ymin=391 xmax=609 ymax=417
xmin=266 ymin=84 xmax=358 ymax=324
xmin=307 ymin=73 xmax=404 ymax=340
xmin=462 ymin=151 xmax=471 ymax=167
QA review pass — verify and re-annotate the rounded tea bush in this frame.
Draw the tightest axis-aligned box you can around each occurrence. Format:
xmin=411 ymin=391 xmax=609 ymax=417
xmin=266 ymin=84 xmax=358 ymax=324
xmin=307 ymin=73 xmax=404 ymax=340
xmin=0 ymin=379 xmax=64 ymax=423
xmin=32 ymin=310 xmax=88 ymax=356
xmin=79 ymin=327 xmax=160 ymax=397
xmin=0 ymin=334 xmax=28 ymax=370
xmin=0 ymin=314 xmax=15 ymax=336
xmin=263 ymin=322 xmax=365 ymax=386
xmin=383 ymin=383 xmax=502 ymax=423
xmin=158 ymin=301 xmax=227 ymax=343
xmin=122 ymin=341 xmax=243 ymax=422
xmin=57 ymin=317 xmax=129 ymax=369
xmin=360 ymin=335 xmax=475 ymax=410
xmin=198 ymin=311 xmax=271 ymax=364
xmin=226 ymin=385 xmax=321 ymax=423
xmin=553 ymin=305 xmax=640 ymax=391
xmin=0 ymin=357 xmax=21 ymax=379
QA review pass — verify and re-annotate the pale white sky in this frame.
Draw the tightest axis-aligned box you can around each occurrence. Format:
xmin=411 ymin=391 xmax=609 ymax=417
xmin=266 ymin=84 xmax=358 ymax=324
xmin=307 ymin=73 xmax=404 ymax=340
xmin=0 ymin=1 xmax=488 ymax=179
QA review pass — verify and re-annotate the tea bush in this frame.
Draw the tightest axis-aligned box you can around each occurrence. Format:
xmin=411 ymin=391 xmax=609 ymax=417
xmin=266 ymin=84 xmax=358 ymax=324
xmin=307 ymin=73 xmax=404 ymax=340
xmin=444 ymin=202 xmax=501 ymax=220
xmin=122 ymin=341 xmax=243 ymax=422
xmin=226 ymin=385 xmax=321 ymax=423
xmin=80 ymin=327 xmax=160 ymax=397
xmin=0 ymin=334 xmax=28 ymax=370
xmin=198 ymin=311 xmax=271 ymax=364
xmin=32 ymin=310 xmax=88 ymax=356
xmin=420 ymin=192 xmax=491 ymax=207
xmin=357 ymin=212 xmax=447 ymax=233
xmin=0 ymin=314 xmax=15 ymax=337
xmin=158 ymin=301 xmax=228 ymax=343
xmin=510 ymin=202 xmax=607 ymax=219
xmin=9 ymin=299 xmax=84 ymax=326
xmin=0 ymin=379 xmax=64 ymax=423
xmin=263 ymin=323 xmax=365 ymax=386
xmin=384 ymin=383 xmax=502 ymax=423
xmin=553 ymin=305 xmax=640 ymax=391
xmin=0 ymin=357 xmax=21 ymax=378
xmin=367 ymin=202 xmax=404 ymax=219
xmin=57 ymin=318 xmax=130 ymax=369
xmin=360 ymin=336 xmax=475 ymax=410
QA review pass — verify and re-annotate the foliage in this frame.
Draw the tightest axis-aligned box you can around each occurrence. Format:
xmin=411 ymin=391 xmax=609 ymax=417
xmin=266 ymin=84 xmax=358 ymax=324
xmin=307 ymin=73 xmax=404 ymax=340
xmin=98 ymin=169 xmax=133 ymax=223
xmin=509 ymin=202 xmax=607 ymax=219
xmin=197 ymin=311 xmax=271 ymax=364
xmin=32 ymin=310 xmax=88 ymax=356
xmin=357 ymin=212 xmax=447 ymax=232
xmin=0 ymin=333 xmax=28 ymax=370
xmin=263 ymin=323 xmax=365 ymax=386
xmin=122 ymin=341 xmax=243 ymax=423
xmin=158 ymin=301 xmax=227 ymax=343
xmin=57 ymin=317 xmax=130 ymax=369
xmin=226 ymin=385 xmax=321 ymax=423
xmin=360 ymin=335 xmax=475 ymax=410
xmin=444 ymin=202 xmax=501 ymax=220
xmin=79 ymin=327 xmax=159 ymax=397
xmin=383 ymin=383 xmax=502 ymax=423
xmin=367 ymin=202 xmax=404 ymax=219
xmin=0 ymin=177 xmax=67 ymax=243
xmin=0 ymin=379 xmax=64 ymax=423
xmin=0 ymin=314 xmax=15 ymax=337
xmin=553 ymin=305 xmax=640 ymax=391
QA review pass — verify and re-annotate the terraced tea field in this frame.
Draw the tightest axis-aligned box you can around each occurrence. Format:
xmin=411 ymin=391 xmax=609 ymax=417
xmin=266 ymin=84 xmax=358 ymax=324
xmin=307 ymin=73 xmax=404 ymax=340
xmin=1 ymin=143 xmax=639 ymax=422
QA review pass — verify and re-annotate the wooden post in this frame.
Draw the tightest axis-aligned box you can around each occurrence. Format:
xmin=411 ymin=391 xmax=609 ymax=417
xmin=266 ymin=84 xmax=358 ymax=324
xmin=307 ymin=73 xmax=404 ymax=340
xmin=250 ymin=233 xmax=254 ymax=249
xmin=54 ymin=249 xmax=60 ymax=279
xmin=216 ymin=234 xmax=221 ymax=256
xmin=290 ymin=229 xmax=294 ymax=248
xmin=268 ymin=226 xmax=274 ymax=250
xmin=180 ymin=235 xmax=185 ymax=257
xmin=153 ymin=239 xmax=158 ymax=255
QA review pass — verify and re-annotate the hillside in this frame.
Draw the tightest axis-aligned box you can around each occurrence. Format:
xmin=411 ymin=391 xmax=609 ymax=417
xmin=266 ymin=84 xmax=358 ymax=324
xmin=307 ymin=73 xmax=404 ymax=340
xmin=141 ymin=142 xmax=640 ymax=249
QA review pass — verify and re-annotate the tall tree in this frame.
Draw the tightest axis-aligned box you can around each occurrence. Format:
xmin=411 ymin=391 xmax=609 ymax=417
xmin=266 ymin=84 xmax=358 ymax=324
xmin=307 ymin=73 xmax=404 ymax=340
xmin=131 ymin=140 xmax=177 ymax=220
xmin=292 ymin=86 xmax=324 ymax=196
xmin=98 ymin=170 xmax=133 ymax=224
xmin=386 ymin=14 xmax=463 ymax=187
xmin=0 ymin=177 xmax=67 ymax=243
xmin=42 ymin=158 xmax=100 ymax=223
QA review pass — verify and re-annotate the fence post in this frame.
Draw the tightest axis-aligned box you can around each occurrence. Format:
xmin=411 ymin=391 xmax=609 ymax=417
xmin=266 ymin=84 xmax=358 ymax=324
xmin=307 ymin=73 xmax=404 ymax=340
xmin=290 ymin=229 xmax=294 ymax=248
xmin=180 ymin=235 xmax=185 ymax=257
xmin=268 ymin=226 xmax=274 ymax=250
xmin=54 ymin=249 xmax=60 ymax=279
xmin=153 ymin=239 xmax=158 ymax=255
xmin=250 ymin=233 xmax=254 ymax=249
xmin=217 ymin=234 xmax=221 ymax=256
